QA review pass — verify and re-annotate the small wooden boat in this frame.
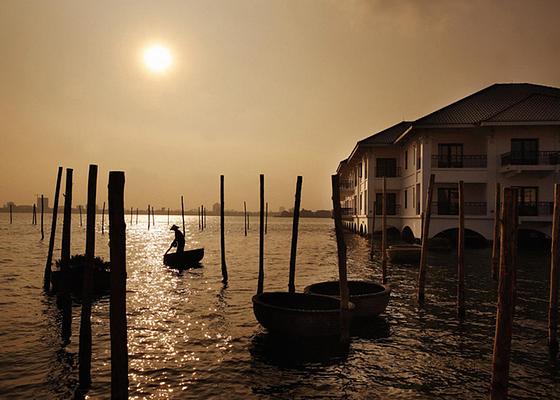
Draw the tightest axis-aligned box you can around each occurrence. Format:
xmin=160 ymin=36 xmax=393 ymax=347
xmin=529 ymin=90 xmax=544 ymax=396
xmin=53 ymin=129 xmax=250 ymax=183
xmin=386 ymin=244 xmax=421 ymax=264
xmin=304 ymin=280 xmax=390 ymax=319
xmin=163 ymin=248 xmax=204 ymax=269
xmin=252 ymin=292 xmax=352 ymax=337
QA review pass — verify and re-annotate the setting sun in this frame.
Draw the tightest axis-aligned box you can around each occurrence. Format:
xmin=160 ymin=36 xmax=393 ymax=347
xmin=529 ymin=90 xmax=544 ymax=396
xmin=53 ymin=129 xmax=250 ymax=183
xmin=143 ymin=44 xmax=172 ymax=73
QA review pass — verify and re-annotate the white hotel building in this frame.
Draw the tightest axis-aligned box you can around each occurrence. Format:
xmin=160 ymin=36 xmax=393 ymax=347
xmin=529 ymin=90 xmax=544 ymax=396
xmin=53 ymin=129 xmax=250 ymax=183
xmin=337 ymin=83 xmax=560 ymax=242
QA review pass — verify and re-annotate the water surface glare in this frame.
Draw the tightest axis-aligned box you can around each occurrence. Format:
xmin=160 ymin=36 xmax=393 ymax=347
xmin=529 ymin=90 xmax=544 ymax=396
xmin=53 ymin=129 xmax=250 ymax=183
xmin=0 ymin=214 xmax=558 ymax=399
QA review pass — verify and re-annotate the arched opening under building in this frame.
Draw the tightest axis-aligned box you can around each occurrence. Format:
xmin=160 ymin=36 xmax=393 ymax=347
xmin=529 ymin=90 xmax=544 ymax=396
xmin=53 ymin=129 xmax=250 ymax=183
xmin=517 ymin=228 xmax=551 ymax=249
xmin=401 ymin=226 xmax=415 ymax=243
xmin=432 ymin=228 xmax=488 ymax=248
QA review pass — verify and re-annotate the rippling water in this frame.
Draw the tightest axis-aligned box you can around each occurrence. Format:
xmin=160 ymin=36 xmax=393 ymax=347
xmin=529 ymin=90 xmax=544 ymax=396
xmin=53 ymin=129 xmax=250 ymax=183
xmin=0 ymin=213 xmax=558 ymax=399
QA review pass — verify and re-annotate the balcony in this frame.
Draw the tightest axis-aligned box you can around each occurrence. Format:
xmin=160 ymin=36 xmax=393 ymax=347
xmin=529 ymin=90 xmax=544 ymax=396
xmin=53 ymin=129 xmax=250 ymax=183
xmin=518 ymin=202 xmax=554 ymax=217
xmin=341 ymin=207 xmax=355 ymax=219
xmin=375 ymin=167 xmax=402 ymax=178
xmin=431 ymin=155 xmax=487 ymax=168
xmin=431 ymin=202 xmax=487 ymax=216
xmin=501 ymin=151 xmax=560 ymax=166
xmin=340 ymin=180 xmax=355 ymax=195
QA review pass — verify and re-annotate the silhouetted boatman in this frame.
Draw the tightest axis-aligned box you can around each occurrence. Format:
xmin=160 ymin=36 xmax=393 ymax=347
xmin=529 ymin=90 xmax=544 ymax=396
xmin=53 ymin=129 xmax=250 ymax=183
xmin=169 ymin=224 xmax=185 ymax=253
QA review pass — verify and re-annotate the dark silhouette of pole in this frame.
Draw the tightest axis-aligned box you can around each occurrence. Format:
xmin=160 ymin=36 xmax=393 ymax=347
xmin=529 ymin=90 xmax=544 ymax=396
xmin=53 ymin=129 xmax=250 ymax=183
xmin=417 ymin=174 xmax=435 ymax=305
xmin=147 ymin=204 xmax=150 ymax=230
xmin=381 ymin=178 xmax=387 ymax=283
xmin=41 ymin=195 xmax=45 ymax=240
xmin=244 ymin=201 xmax=247 ymax=236
xmin=265 ymin=202 xmax=268 ymax=234
xmin=79 ymin=205 xmax=83 ymax=227
xmin=288 ymin=176 xmax=303 ymax=294
xmin=548 ymin=183 xmax=560 ymax=354
xmin=130 ymin=207 xmax=133 ymax=225
xmin=108 ymin=171 xmax=128 ymax=399
xmin=457 ymin=180 xmax=465 ymax=320
xmin=220 ymin=176 xmax=228 ymax=284
xmin=32 ymin=203 xmax=36 ymax=225
xmin=167 ymin=208 xmax=170 ymax=225
xmin=79 ymin=164 xmax=97 ymax=389
xmin=370 ymin=201 xmax=376 ymax=260
xmin=201 ymin=205 xmax=204 ymax=231
xmin=331 ymin=174 xmax=350 ymax=344
xmin=181 ymin=196 xmax=185 ymax=235
xmin=101 ymin=201 xmax=106 ymax=235
xmin=44 ymin=167 xmax=62 ymax=290
xmin=9 ymin=204 xmax=12 ymax=224
xmin=258 ymin=175 xmax=265 ymax=295
xmin=204 ymin=206 xmax=206 ymax=229
xmin=136 ymin=208 xmax=138 ymax=225
xmin=151 ymin=206 xmax=155 ymax=226
xmin=60 ymin=168 xmax=73 ymax=342
xmin=490 ymin=188 xmax=518 ymax=400
xmin=491 ymin=182 xmax=501 ymax=281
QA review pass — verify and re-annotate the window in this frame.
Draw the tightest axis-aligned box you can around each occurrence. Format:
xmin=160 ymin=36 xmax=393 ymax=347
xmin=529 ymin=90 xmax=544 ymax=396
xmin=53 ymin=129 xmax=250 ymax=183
xmin=404 ymin=189 xmax=408 ymax=209
xmin=376 ymin=193 xmax=397 ymax=215
xmin=438 ymin=144 xmax=464 ymax=168
xmin=358 ymin=163 xmax=362 ymax=178
xmin=513 ymin=186 xmax=538 ymax=216
xmin=416 ymin=143 xmax=421 ymax=170
xmin=404 ymin=150 xmax=408 ymax=170
xmin=376 ymin=158 xmax=398 ymax=177
xmin=437 ymin=187 xmax=459 ymax=215
xmin=416 ymin=184 xmax=420 ymax=215
xmin=364 ymin=159 xmax=368 ymax=179
xmin=511 ymin=139 xmax=538 ymax=165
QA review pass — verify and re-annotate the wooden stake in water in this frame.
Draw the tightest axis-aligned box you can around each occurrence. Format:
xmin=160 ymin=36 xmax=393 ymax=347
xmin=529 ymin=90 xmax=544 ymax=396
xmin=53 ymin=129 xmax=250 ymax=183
xmin=370 ymin=201 xmax=376 ymax=260
xmin=108 ymin=171 xmax=128 ymax=399
xmin=288 ymin=176 xmax=303 ymax=294
xmin=79 ymin=164 xmax=97 ymax=388
xmin=44 ymin=167 xmax=62 ymax=291
xmin=167 ymin=208 xmax=169 ymax=225
xmin=331 ymin=174 xmax=350 ymax=344
xmin=9 ymin=204 xmax=12 ymax=224
xmin=220 ymin=176 xmax=228 ymax=284
xmin=548 ymin=183 xmax=560 ymax=354
xmin=201 ymin=205 xmax=204 ymax=231
xmin=491 ymin=182 xmax=501 ymax=281
xmin=102 ymin=201 xmax=106 ymax=235
xmin=490 ymin=188 xmax=518 ymax=400
xmin=258 ymin=175 xmax=265 ymax=295
xmin=41 ymin=195 xmax=44 ymax=240
xmin=381 ymin=177 xmax=387 ymax=284
xmin=32 ymin=203 xmax=36 ymax=225
xmin=181 ymin=196 xmax=186 ymax=235
xmin=457 ymin=180 xmax=466 ymax=320
xmin=136 ymin=208 xmax=138 ymax=225
xmin=244 ymin=201 xmax=247 ymax=236
xmin=204 ymin=206 xmax=207 ymax=229
xmin=130 ymin=207 xmax=133 ymax=225
xmin=151 ymin=206 xmax=155 ymax=226
xmin=417 ymin=174 xmax=435 ymax=305
xmin=79 ymin=204 xmax=83 ymax=227
xmin=147 ymin=204 xmax=150 ymax=230
xmin=60 ymin=168 xmax=73 ymax=342
xmin=265 ymin=202 xmax=268 ymax=235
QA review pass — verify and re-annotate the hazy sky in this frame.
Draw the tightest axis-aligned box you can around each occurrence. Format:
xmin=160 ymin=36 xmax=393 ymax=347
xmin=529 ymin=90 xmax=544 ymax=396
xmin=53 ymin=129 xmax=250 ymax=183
xmin=1 ymin=0 xmax=559 ymax=211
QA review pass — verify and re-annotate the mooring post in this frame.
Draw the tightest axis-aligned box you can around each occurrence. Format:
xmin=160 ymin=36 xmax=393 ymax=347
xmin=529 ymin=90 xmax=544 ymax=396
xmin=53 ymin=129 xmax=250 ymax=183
xmin=32 ymin=203 xmax=36 ymax=225
xmin=288 ymin=176 xmax=303 ymax=294
xmin=381 ymin=178 xmax=388 ymax=283
xmin=417 ymin=174 xmax=435 ymax=305
xmin=201 ymin=205 xmax=204 ymax=231
xmin=167 ymin=208 xmax=169 ymax=225
xmin=108 ymin=171 xmax=128 ymax=399
xmin=130 ymin=207 xmax=133 ymax=225
xmin=220 ymin=175 xmax=228 ymax=284
xmin=244 ymin=201 xmax=247 ymax=236
xmin=258 ymin=175 xmax=265 ymax=295
xmin=60 ymin=168 xmax=73 ymax=342
xmin=204 ymin=206 xmax=207 ymax=230
xmin=44 ymin=167 xmax=63 ymax=290
xmin=79 ymin=164 xmax=97 ymax=389
xmin=151 ymin=206 xmax=155 ymax=226
xmin=265 ymin=202 xmax=268 ymax=235
xmin=102 ymin=201 xmax=106 ymax=235
xmin=136 ymin=208 xmax=138 ymax=225
xmin=370 ymin=201 xmax=377 ymax=260
xmin=490 ymin=188 xmax=518 ymax=400
xmin=458 ymin=180 xmax=466 ymax=320
xmin=147 ymin=204 xmax=150 ymax=230
xmin=79 ymin=204 xmax=83 ymax=227
xmin=548 ymin=183 xmax=560 ymax=355
xmin=41 ymin=195 xmax=44 ymax=240
xmin=198 ymin=206 xmax=201 ymax=230
xmin=9 ymin=204 xmax=12 ymax=224
xmin=181 ymin=196 xmax=185 ymax=235
xmin=331 ymin=174 xmax=350 ymax=344
xmin=247 ymin=213 xmax=250 ymax=230
xmin=491 ymin=182 xmax=501 ymax=281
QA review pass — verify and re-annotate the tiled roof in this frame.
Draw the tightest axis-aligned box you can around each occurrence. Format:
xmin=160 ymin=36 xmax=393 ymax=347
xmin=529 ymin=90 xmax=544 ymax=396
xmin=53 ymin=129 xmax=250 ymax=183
xmin=415 ymin=83 xmax=560 ymax=126
xmin=358 ymin=121 xmax=412 ymax=145
xmin=485 ymin=93 xmax=560 ymax=123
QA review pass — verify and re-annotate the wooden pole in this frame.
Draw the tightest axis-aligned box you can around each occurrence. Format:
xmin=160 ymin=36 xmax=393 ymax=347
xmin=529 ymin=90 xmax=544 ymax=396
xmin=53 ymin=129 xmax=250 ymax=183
xmin=151 ymin=206 xmax=155 ymax=226
xmin=32 ymin=203 xmax=36 ymax=225
xmin=490 ymin=188 xmax=518 ymax=400
xmin=288 ymin=176 xmax=303 ymax=294
xmin=381 ymin=178 xmax=387 ymax=284
xmin=136 ymin=208 xmax=138 ymax=225
xmin=220 ymin=176 xmax=228 ymax=284
xmin=41 ymin=195 xmax=44 ymax=240
xmin=101 ymin=201 xmax=106 ymax=235
xmin=258 ymin=175 xmax=265 ymax=295
xmin=265 ymin=202 xmax=268 ymax=235
xmin=201 ymin=205 xmax=204 ymax=231
xmin=181 ymin=196 xmax=185 ymax=235
xmin=108 ymin=171 xmax=128 ymax=399
xmin=417 ymin=174 xmax=435 ymax=305
xmin=331 ymin=174 xmax=350 ymax=344
xmin=198 ymin=206 xmax=200 ymax=230
xmin=167 ymin=208 xmax=169 ymax=225
xmin=370 ymin=201 xmax=376 ymax=260
xmin=204 ymin=206 xmax=206 ymax=229
xmin=244 ymin=201 xmax=247 ymax=236
xmin=44 ymin=167 xmax=62 ymax=290
xmin=247 ymin=213 xmax=250 ymax=230
xmin=60 ymin=168 xmax=73 ymax=342
xmin=491 ymin=182 xmax=501 ymax=281
xmin=79 ymin=204 xmax=83 ymax=227
xmin=9 ymin=204 xmax=12 ymax=224
xmin=457 ymin=180 xmax=466 ymax=320
xmin=79 ymin=164 xmax=97 ymax=388
xmin=548 ymin=183 xmax=560 ymax=354
xmin=147 ymin=204 xmax=150 ymax=230
xmin=130 ymin=207 xmax=133 ymax=225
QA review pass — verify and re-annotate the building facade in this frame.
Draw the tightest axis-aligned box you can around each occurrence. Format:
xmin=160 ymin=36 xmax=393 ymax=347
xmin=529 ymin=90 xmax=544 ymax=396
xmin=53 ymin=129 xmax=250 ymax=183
xmin=337 ymin=83 xmax=560 ymax=241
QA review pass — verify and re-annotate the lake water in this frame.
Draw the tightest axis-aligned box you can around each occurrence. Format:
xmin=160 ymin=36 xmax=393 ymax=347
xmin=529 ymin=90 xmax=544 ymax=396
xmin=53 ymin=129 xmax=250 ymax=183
xmin=0 ymin=213 xmax=558 ymax=399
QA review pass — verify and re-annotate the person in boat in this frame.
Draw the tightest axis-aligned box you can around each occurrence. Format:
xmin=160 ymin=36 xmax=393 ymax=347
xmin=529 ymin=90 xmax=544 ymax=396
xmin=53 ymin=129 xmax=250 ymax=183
xmin=170 ymin=225 xmax=185 ymax=254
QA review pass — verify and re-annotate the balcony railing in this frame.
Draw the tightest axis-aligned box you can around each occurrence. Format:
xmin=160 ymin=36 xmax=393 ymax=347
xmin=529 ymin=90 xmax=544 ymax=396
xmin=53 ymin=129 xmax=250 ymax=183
xmin=340 ymin=180 xmax=355 ymax=190
xmin=431 ymin=202 xmax=487 ymax=216
xmin=341 ymin=207 xmax=354 ymax=219
xmin=501 ymin=151 xmax=560 ymax=166
xmin=431 ymin=155 xmax=487 ymax=168
xmin=518 ymin=202 xmax=554 ymax=216
xmin=375 ymin=167 xmax=402 ymax=178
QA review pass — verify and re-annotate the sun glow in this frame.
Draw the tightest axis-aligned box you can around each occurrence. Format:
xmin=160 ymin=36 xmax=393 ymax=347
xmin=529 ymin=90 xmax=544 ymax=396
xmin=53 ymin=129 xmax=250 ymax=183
xmin=143 ymin=44 xmax=173 ymax=73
